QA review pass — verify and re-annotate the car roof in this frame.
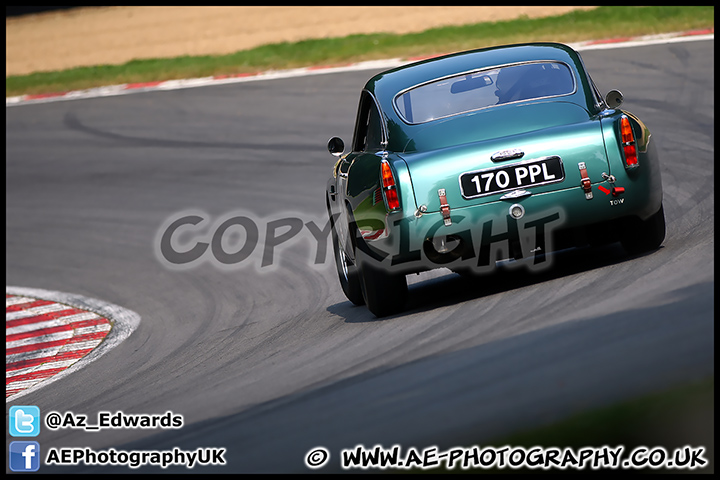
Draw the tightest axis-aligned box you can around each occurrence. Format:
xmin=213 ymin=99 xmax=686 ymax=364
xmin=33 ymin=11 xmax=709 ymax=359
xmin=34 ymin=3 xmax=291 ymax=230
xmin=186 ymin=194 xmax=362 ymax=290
xmin=360 ymin=42 xmax=600 ymax=152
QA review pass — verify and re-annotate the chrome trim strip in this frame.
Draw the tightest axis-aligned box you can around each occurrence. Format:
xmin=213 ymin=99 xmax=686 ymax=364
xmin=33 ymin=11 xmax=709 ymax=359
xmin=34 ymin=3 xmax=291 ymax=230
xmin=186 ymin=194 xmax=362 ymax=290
xmin=366 ymin=89 xmax=389 ymax=149
xmin=491 ymin=148 xmax=525 ymax=162
xmin=353 ymin=89 xmax=389 ymax=150
xmin=500 ymin=189 xmax=533 ymax=200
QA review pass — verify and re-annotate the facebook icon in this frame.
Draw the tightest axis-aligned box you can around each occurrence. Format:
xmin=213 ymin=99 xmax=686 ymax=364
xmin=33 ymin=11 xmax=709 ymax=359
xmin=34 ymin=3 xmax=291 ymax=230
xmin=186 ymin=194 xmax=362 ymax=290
xmin=9 ymin=441 xmax=41 ymax=472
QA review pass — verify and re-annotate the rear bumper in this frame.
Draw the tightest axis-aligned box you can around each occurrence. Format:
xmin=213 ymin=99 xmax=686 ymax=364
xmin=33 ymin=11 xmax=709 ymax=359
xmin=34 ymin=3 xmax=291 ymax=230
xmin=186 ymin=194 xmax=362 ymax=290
xmin=362 ymin=174 xmax=661 ymax=274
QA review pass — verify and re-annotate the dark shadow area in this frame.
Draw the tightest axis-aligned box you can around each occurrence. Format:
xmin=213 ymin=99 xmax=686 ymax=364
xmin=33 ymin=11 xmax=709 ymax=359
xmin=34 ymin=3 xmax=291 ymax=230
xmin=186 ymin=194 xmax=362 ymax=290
xmin=328 ymin=242 xmax=662 ymax=322
xmin=7 ymin=6 xmax=79 ymax=17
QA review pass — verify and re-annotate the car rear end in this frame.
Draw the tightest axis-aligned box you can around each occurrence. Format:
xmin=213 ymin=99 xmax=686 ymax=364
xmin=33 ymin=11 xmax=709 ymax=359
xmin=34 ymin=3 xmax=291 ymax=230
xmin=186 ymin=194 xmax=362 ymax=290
xmin=369 ymin=81 xmax=660 ymax=273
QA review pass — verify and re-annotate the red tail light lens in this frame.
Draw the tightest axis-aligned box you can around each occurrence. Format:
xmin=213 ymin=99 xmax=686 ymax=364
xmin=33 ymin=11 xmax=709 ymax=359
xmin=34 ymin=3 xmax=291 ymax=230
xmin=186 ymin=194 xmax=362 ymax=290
xmin=380 ymin=160 xmax=400 ymax=211
xmin=620 ymin=116 xmax=638 ymax=168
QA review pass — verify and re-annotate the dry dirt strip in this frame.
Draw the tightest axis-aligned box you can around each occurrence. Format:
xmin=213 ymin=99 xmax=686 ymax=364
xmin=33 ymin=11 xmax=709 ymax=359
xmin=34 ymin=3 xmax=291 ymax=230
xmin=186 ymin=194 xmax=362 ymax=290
xmin=5 ymin=7 xmax=596 ymax=76
xmin=6 ymin=287 xmax=140 ymax=402
xmin=5 ymin=28 xmax=713 ymax=107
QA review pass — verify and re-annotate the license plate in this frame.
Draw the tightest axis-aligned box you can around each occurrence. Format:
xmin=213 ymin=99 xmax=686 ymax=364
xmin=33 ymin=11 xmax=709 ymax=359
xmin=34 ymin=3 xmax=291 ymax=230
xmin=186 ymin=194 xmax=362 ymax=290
xmin=459 ymin=156 xmax=565 ymax=199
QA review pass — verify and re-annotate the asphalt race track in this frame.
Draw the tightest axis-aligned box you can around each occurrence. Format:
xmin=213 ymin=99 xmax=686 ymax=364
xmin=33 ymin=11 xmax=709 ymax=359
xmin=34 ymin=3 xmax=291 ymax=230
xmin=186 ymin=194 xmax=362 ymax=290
xmin=6 ymin=40 xmax=714 ymax=472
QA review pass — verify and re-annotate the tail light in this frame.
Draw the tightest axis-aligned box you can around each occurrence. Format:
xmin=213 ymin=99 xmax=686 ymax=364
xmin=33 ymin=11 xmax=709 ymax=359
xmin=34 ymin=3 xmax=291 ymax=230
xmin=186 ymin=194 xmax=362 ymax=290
xmin=380 ymin=159 xmax=401 ymax=211
xmin=620 ymin=116 xmax=638 ymax=169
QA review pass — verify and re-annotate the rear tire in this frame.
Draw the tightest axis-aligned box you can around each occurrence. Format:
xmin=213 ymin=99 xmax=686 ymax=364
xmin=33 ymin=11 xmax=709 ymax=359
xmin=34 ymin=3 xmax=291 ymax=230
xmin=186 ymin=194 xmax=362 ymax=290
xmin=356 ymin=246 xmax=408 ymax=318
xmin=329 ymin=210 xmax=364 ymax=306
xmin=620 ymin=204 xmax=666 ymax=255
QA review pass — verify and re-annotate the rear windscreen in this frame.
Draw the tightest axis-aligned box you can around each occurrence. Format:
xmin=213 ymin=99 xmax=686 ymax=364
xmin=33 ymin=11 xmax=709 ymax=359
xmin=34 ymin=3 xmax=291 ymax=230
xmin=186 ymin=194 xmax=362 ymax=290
xmin=394 ymin=61 xmax=575 ymax=124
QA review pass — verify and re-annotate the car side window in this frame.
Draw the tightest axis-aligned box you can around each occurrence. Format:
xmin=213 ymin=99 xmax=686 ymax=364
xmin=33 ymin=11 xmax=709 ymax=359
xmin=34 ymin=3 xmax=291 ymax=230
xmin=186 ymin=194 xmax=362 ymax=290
xmin=352 ymin=91 xmax=384 ymax=152
xmin=575 ymin=52 xmax=605 ymax=113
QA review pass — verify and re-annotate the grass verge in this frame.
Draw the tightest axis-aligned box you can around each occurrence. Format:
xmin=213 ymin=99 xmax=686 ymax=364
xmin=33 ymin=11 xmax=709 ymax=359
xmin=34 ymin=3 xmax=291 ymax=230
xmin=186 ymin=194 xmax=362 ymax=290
xmin=419 ymin=377 xmax=714 ymax=473
xmin=6 ymin=6 xmax=714 ymax=97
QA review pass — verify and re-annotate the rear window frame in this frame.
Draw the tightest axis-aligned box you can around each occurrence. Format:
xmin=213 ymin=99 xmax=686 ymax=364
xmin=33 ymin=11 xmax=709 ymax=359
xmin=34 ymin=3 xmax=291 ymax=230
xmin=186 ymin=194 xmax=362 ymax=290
xmin=392 ymin=60 xmax=578 ymax=125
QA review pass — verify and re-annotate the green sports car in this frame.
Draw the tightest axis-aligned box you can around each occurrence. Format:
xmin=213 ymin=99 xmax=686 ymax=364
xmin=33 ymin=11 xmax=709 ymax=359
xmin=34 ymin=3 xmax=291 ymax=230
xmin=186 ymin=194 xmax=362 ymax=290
xmin=326 ymin=42 xmax=665 ymax=317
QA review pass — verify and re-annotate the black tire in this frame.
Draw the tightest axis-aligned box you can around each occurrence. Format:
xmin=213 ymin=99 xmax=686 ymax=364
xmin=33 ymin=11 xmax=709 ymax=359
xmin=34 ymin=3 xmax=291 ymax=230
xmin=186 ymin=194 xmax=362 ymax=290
xmin=356 ymin=246 xmax=408 ymax=318
xmin=620 ymin=204 xmax=666 ymax=255
xmin=330 ymin=213 xmax=365 ymax=306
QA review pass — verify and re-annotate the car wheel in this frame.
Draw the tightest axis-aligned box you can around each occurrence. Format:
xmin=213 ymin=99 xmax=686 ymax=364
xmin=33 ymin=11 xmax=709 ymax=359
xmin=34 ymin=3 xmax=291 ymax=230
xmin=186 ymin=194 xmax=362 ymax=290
xmin=356 ymin=245 xmax=408 ymax=318
xmin=330 ymin=213 xmax=365 ymax=306
xmin=620 ymin=203 xmax=666 ymax=255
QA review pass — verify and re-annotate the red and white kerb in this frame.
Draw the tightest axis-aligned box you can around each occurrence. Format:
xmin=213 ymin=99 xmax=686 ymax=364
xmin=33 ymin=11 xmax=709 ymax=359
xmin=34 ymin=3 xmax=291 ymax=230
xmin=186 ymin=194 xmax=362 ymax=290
xmin=6 ymin=294 xmax=112 ymax=398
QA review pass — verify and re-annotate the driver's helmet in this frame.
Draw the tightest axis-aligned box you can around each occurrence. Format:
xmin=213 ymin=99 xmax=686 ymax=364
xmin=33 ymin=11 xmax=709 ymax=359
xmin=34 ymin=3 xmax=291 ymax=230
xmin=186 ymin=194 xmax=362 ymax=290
xmin=494 ymin=63 xmax=538 ymax=104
